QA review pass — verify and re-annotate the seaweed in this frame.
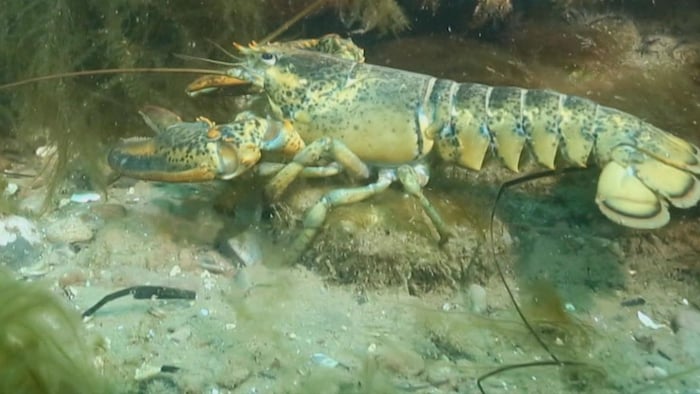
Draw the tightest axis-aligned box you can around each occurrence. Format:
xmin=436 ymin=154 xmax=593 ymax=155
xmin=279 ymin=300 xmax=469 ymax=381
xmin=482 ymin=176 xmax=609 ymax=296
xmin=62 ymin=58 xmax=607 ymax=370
xmin=0 ymin=1 xmax=311 ymax=210
xmin=335 ymin=0 xmax=410 ymax=35
xmin=0 ymin=269 xmax=113 ymax=394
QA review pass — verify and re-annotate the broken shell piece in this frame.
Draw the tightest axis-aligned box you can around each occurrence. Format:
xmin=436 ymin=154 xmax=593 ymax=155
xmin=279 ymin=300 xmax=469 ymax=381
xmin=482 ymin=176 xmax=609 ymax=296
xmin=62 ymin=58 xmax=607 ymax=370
xmin=3 ymin=182 xmax=18 ymax=196
xmin=18 ymin=261 xmax=52 ymax=279
xmin=70 ymin=192 xmax=101 ymax=203
xmin=225 ymin=229 xmax=263 ymax=267
xmin=169 ymin=265 xmax=182 ymax=277
xmin=35 ymin=145 xmax=57 ymax=158
xmin=311 ymin=353 xmax=339 ymax=368
xmin=134 ymin=364 xmax=162 ymax=380
xmin=637 ymin=310 xmax=666 ymax=330
xmin=148 ymin=306 xmax=167 ymax=319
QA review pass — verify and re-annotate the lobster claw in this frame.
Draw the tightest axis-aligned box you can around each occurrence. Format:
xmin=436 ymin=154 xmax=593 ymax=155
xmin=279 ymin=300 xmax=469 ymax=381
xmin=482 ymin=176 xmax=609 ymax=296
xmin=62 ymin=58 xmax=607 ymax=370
xmin=108 ymin=107 xmax=243 ymax=182
xmin=185 ymin=74 xmax=253 ymax=97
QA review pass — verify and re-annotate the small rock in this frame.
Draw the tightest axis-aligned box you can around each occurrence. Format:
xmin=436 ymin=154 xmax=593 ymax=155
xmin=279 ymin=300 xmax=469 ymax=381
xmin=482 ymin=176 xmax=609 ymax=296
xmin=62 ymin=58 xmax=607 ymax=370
xmin=620 ymin=297 xmax=646 ymax=307
xmin=467 ymin=283 xmax=487 ymax=313
xmin=641 ymin=365 xmax=668 ymax=381
xmin=0 ymin=215 xmax=41 ymax=246
xmin=44 ymin=216 xmax=94 ymax=244
xmin=374 ymin=342 xmax=425 ymax=377
xmin=134 ymin=364 xmax=162 ymax=380
xmin=222 ymin=229 xmax=262 ymax=267
xmin=3 ymin=182 xmax=18 ymax=196
xmin=90 ymin=203 xmax=127 ymax=220
xmin=69 ymin=192 xmax=101 ymax=203
xmin=58 ymin=269 xmax=88 ymax=288
xmin=169 ymin=265 xmax=182 ymax=277
xmin=0 ymin=215 xmax=43 ymax=268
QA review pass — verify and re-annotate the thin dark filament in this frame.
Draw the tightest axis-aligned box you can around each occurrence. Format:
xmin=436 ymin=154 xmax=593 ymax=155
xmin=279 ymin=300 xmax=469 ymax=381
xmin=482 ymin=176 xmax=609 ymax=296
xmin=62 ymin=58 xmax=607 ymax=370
xmin=173 ymin=54 xmax=240 ymax=67
xmin=0 ymin=68 xmax=226 ymax=90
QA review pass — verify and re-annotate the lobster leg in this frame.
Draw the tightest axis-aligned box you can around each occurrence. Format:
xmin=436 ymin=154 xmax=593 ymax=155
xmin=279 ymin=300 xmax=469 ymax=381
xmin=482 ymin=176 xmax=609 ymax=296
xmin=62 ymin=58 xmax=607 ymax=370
xmin=256 ymin=162 xmax=342 ymax=178
xmin=290 ymin=169 xmax=395 ymax=258
xmin=290 ymin=163 xmax=453 ymax=258
xmin=397 ymin=165 xmax=453 ymax=244
xmin=265 ymin=136 xmax=371 ymax=200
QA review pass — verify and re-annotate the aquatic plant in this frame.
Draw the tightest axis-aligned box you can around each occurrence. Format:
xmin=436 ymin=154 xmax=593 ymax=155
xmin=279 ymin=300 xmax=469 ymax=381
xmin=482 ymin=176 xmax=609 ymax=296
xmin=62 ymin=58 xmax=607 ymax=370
xmin=0 ymin=0 xmax=301 ymax=209
xmin=0 ymin=269 xmax=112 ymax=394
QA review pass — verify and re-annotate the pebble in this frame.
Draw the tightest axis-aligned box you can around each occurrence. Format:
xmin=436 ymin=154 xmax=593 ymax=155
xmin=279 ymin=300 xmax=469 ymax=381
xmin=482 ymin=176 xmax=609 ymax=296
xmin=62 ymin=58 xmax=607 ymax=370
xmin=58 ymin=269 xmax=88 ymax=288
xmin=467 ymin=283 xmax=487 ymax=313
xmin=3 ymin=182 xmax=18 ymax=196
xmin=374 ymin=343 xmax=425 ymax=376
xmin=169 ymin=265 xmax=182 ymax=277
xmin=44 ymin=216 xmax=94 ymax=244
xmin=134 ymin=364 xmax=162 ymax=380
xmin=223 ymin=229 xmax=263 ymax=267
xmin=0 ymin=215 xmax=41 ymax=246
xmin=0 ymin=215 xmax=43 ymax=267
xmin=620 ymin=297 xmax=646 ymax=307
xmin=90 ymin=203 xmax=127 ymax=220
xmin=641 ymin=365 xmax=668 ymax=381
xmin=69 ymin=192 xmax=101 ymax=203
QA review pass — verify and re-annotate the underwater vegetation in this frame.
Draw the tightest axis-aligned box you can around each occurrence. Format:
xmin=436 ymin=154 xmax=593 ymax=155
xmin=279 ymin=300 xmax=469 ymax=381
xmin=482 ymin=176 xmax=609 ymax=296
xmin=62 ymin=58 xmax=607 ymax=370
xmin=0 ymin=269 xmax=111 ymax=394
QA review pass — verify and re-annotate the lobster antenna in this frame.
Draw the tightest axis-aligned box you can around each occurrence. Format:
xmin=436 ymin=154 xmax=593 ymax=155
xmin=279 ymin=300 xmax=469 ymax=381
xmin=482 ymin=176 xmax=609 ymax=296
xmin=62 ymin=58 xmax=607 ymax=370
xmin=477 ymin=167 xmax=591 ymax=392
xmin=259 ymin=0 xmax=328 ymax=43
xmin=206 ymin=38 xmax=239 ymax=60
xmin=173 ymin=53 xmax=239 ymax=67
xmin=0 ymin=68 xmax=226 ymax=90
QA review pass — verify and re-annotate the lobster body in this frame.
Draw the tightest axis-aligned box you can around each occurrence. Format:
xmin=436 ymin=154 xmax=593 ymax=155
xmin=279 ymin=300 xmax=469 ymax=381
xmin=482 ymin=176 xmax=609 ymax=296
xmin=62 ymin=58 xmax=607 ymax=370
xmin=109 ymin=35 xmax=700 ymax=255
xmin=228 ymin=43 xmax=700 ymax=229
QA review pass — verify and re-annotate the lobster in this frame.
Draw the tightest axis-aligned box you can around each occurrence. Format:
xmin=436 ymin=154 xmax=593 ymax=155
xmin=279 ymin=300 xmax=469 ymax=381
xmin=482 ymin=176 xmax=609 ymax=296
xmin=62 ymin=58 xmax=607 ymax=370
xmin=108 ymin=34 xmax=700 ymax=256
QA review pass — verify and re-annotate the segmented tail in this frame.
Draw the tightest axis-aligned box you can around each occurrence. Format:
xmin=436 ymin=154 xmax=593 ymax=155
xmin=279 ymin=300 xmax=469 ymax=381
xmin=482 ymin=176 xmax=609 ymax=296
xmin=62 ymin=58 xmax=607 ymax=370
xmin=435 ymin=84 xmax=700 ymax=228
xmin=591 ymin=108 xmax=700 ymax=228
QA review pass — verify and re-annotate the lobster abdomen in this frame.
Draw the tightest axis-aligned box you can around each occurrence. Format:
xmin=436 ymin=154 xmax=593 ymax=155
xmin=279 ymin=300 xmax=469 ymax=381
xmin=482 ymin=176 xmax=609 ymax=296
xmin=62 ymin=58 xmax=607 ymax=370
xmin=434 ymin=83 xmax=700 ymax=229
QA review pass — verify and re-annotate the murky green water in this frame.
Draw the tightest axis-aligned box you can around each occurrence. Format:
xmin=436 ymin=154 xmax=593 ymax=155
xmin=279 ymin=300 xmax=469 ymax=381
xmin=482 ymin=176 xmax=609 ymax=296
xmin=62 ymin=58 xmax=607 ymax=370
xmin=1 ymin=2 xmax=700 ymax=393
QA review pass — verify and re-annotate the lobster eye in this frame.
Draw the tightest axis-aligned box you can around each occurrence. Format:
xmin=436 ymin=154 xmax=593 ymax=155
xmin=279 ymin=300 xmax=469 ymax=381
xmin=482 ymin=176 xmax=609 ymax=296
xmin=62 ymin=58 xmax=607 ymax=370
xmin=260 ymin=52 xmax=276 ymax=65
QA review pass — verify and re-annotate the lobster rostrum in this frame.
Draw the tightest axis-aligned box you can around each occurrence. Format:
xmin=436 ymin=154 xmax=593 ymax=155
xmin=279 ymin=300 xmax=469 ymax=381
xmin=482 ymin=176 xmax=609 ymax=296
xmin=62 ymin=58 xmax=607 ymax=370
xmin=109 ymin=34 xmax=700 ymax=255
